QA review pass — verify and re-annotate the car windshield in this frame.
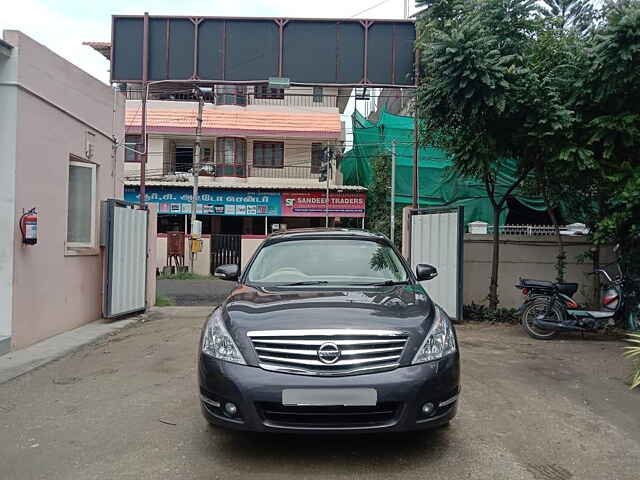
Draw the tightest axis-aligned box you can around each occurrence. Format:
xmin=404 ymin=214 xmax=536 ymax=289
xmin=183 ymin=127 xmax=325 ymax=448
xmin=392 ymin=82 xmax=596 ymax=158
xmin=246 ymin=238 xmax=409 ymax=285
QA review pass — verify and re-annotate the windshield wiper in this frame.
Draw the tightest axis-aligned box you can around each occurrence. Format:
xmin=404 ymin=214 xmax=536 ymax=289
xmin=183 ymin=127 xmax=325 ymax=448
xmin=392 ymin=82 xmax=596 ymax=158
xmin=277 ymin=281 xmax=330 ymax=286
xmin=350 ymin=280 xmax=410 ymax=286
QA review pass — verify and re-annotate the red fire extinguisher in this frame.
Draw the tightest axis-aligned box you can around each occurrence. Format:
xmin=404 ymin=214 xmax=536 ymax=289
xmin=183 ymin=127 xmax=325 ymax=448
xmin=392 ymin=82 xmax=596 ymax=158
xmin=20 ymin=208 xmax=37 ymax=245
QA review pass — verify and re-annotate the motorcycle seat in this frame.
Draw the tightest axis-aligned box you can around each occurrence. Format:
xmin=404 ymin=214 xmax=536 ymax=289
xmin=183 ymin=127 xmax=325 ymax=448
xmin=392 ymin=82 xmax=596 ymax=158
xmin=519 ymin=279 xmax=579 ymax=296
xmin=520 ymin=279 xmax=554 ymax=289
xmin=557 ymin=282 xmax=578 ymax=296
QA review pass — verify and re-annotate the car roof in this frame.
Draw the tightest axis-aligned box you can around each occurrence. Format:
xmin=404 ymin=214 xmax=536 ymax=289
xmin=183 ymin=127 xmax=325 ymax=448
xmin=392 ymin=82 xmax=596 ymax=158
xmin=265 ymin=228 xmax=388 ymax=243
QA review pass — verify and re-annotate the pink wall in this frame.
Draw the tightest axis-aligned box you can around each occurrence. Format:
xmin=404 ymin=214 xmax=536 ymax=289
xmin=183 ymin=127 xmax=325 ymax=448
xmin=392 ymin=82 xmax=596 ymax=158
xmin=7 ymin=31 xmax=126 ymax=349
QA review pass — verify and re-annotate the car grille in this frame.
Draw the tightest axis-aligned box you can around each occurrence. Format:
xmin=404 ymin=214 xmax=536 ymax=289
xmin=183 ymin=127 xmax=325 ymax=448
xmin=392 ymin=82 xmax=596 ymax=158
xmin=256 ymin=402 xmax=401 ymax=429
xmin=246 ymin=329 xmax=409 ymax=376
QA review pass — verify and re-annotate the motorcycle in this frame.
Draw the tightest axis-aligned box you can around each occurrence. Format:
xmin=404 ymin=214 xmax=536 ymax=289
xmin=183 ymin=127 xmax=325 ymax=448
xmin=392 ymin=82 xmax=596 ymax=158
xmin=515 ymin=247 xmax=638 ymax=339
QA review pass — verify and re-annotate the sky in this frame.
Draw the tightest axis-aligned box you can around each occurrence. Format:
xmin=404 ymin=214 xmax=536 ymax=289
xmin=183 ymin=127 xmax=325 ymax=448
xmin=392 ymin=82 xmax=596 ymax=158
xmin=1 ymin=0 xmax=416 ymax=84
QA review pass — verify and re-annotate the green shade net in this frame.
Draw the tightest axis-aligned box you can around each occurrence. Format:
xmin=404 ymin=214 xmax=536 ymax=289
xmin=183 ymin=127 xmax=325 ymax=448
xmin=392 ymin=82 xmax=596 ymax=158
xmin=341 ymin=108 xmax=547 ymax=225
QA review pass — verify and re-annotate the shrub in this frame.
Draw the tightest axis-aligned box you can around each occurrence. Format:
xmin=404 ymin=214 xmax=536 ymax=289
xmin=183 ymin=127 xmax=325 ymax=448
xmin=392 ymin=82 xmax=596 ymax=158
xmin=624 ymin=333 xmax=640 ymax=389
xmin=463 ymin=302 xmax=519 ymax=324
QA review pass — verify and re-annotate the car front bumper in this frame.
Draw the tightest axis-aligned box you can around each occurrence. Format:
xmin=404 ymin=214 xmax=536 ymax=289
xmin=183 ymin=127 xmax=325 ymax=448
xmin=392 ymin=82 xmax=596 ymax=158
xmin=198 ymin=353 xmax=460 ymax=433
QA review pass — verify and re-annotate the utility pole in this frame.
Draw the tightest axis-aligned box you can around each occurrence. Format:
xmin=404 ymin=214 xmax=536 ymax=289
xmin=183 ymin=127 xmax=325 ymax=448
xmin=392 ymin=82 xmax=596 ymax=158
xmin=190 ymin=91 xmax=204 ymax=272
xmin=404 ymin=0 xmax=410 ymax=18
xmin=139 ymin=11 xmax=149 ymax=207
xmin=319 ymin=147 xmax=332 ymax=228
xmin=412 ymin=49 xmax=421 ymax=209
xmin=391 ymin=140 xmax=397 ymax=243
xmin=325 ymin=148 xmax=331 ymax=228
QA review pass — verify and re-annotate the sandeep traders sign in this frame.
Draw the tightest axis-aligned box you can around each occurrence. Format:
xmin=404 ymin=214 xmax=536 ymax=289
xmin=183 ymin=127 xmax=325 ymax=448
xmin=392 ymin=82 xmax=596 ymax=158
xmin=282 ymin=191 xmax=366 ymax=217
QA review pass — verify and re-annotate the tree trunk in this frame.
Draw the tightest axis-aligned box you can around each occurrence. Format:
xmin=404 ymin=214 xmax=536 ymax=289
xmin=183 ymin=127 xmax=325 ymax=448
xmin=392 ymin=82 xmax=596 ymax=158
xmin=547 ymin=204 xmax=565 ymax=283
xmin=488 ymin=206 xmax=501 ymax=309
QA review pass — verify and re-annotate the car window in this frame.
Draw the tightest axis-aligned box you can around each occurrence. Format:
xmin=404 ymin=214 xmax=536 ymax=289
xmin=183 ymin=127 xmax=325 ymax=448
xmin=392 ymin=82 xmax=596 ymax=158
xmin=246 ymin=239 xmax=409 ymax=284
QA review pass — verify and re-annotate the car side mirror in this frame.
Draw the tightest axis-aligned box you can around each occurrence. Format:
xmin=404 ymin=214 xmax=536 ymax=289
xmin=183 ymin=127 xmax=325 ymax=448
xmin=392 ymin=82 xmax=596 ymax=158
xmin=416 ymin=264 xmax=438 ymax=282
xmin=214 ymin=264 xmax=240 ymax=281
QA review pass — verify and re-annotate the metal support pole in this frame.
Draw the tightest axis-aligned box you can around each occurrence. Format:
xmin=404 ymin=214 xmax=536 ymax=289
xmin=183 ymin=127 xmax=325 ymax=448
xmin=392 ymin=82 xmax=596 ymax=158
xmin=264 ymin=216 xmax=268 ymax=235
xmin=412 ymin=49 xmax=420 ymax=209
xmin=325 ymin=150 xmax=331 ymax=228
xmin=391 ymin=141 xmax=397 ymax=243
xmin=140 ymin=12 xmax=149 ymax=207
xmin=190 ymin=93 xmax=204 ymax=273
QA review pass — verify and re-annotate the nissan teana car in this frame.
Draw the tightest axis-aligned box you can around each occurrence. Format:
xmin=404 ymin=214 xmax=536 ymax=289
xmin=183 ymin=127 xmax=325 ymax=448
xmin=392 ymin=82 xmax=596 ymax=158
xmin=198 ymin=229 xmax=460 ymax=433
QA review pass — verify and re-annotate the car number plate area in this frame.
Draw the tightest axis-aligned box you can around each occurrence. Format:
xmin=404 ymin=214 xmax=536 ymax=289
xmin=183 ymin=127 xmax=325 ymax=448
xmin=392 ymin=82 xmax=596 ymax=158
xmin=282 ymin=388 xmax=377 ymax=406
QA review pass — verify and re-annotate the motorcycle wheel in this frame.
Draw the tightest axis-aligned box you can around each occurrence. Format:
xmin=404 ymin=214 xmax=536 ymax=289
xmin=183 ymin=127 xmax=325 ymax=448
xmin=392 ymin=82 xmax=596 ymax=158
xmin=521 ymin=300 xmax=561 ymax=340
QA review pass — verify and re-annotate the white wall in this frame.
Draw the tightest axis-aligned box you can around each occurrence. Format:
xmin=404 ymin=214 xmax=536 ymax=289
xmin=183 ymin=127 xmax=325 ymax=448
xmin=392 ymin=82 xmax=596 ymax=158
xmin=0 ymin=40 xmax=18 ymax=348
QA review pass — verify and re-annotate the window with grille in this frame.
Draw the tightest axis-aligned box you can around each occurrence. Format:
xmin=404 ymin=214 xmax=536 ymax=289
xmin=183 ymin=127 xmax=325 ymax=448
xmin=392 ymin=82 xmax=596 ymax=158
xmin=255 ymin=85 xmax=285 ymax=100
xmin=216 ymin=138 xmax=247 ymax=177
xmin=215 ymin=85 xmax=247 ymax=106
xmin=253 ymin=142 xmax=284 ymax=168
xmin=124 ymin=135 xmax=142 ymax=162
xmin=313 ymin=86 xmax=323 ymax=103
xmin=311 ymin=143 xmax=324 ymax=174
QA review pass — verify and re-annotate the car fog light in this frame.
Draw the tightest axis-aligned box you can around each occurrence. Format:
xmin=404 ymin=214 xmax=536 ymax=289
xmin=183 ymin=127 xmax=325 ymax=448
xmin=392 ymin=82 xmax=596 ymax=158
xmin=421 ymin=402 xmax=435 ymax=416
xmin=224 ymin=402 xmax=238 ymax=416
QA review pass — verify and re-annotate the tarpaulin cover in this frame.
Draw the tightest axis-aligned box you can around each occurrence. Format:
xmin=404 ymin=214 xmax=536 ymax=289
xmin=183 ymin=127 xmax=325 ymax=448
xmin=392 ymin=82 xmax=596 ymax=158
xmin=341 ymin=108 xmax=547 ymax=225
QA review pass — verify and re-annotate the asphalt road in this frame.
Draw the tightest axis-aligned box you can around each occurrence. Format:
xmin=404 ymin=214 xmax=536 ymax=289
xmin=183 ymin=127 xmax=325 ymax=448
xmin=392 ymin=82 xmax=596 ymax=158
xmin=157 ymin=279 xmax=233 ymax=306
xmin=1 ymin=307 xmax=639 ymax=480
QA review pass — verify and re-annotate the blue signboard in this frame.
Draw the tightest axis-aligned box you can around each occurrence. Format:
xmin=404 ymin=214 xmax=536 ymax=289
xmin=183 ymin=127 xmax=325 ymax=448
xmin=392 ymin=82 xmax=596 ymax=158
xmin=124 ymin=186 xmax=281 ymax=216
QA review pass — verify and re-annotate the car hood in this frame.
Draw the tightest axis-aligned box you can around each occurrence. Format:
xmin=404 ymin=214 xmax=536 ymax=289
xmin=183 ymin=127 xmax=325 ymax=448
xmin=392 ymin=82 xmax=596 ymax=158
xmin=218 ymin=284 xmax=436 ymax=367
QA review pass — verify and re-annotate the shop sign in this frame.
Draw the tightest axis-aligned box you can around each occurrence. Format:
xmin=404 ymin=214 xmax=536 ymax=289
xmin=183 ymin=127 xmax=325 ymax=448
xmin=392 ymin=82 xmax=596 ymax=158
xmin=281 ymin=191 xmax=366 ymax=218
xmin=124 ymin=187 xmax=281 ymax=216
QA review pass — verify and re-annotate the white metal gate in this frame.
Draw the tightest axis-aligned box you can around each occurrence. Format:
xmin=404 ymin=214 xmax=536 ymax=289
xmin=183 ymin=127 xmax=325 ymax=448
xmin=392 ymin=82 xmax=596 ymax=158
xmin=102 ymin=199 xmax=148 ymax=318
xmin=410 ymin=206 xmax=464 ymax=321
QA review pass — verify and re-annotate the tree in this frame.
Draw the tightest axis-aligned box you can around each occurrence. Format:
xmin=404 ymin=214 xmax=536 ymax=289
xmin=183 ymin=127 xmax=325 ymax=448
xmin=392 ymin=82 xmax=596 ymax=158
xmin=416 ymin=0 xmax=576 ymax=309
xmin=537 ymin=0 xmax=597 ymax=32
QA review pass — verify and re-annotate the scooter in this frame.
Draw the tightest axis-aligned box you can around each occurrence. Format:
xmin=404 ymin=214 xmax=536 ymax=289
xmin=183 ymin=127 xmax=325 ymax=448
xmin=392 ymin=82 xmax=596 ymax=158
xmin=515 ymin=253 xmax=630 ymax=340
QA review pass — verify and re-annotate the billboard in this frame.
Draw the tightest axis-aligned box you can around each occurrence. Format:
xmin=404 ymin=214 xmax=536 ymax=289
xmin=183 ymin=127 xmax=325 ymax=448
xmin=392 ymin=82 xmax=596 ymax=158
xmin=111 ymin=15 xmax=415 ymax=87
xmin=124 ymin=187 xmax=281 ymax=216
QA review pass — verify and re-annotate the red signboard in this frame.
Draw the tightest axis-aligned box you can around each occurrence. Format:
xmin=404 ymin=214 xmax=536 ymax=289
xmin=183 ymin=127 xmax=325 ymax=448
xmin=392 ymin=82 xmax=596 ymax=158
xmin=282 ymin=191 xmax=366 ymax=218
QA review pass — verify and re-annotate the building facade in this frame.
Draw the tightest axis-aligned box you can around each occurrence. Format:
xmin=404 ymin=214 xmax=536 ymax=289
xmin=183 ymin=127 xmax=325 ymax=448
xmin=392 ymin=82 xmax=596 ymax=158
xmin=0 ymin=31 xmax=127 ymax=352
xmin=85 ymin=42 xmax=367 ymax=274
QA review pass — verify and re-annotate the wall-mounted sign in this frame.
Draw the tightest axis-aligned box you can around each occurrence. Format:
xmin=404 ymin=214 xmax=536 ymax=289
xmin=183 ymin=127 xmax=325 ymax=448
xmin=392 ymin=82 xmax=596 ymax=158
xmin=281 ymin=191 xmax=366 ymax=218
xmin=124 ymin=187 xmax=281 ymax=216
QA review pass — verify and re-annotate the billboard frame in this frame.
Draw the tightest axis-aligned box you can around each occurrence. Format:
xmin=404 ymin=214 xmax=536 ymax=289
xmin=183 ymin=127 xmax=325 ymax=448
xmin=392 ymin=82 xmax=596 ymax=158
xmin=110 ymin=14 xmax=416 ymax=89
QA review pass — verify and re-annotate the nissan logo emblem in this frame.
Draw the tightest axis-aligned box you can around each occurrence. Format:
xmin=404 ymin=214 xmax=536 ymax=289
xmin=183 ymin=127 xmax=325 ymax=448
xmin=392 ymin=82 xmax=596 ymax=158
xmin=317 ymin=342 xmax=341 ymax=364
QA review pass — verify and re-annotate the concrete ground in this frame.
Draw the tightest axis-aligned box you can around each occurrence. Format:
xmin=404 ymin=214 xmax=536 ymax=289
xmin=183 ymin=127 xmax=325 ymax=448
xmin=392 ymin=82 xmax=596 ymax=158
xmin=157 ymin=278 xmax=233 ymax=306
xmin=1 ymin=307 xmax=638 ymax=480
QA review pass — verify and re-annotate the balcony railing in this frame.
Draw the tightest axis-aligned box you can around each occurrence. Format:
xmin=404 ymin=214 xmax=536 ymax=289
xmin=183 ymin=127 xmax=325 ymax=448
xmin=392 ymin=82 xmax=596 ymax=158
xmin=123 ymin=89 xmax=337 ymax=108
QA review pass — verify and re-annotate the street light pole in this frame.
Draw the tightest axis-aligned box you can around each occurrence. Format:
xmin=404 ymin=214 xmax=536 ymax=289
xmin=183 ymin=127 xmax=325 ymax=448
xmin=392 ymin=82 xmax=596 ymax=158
xmin=190 ymin=91 xmax=204 ymax=272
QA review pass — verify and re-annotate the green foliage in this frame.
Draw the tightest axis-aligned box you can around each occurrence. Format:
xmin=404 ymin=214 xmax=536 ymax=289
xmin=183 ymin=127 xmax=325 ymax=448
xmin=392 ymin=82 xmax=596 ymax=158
xmin=157 ymin=271 xmax=211 ymax=280
xmin=416 ymin=0 xmax=579 ymax=309
xmin=353 ymin=154 xmax=403 ymax=247
xmin=463 ymin=302 xmax=520 ymax=323
xmin=624 ymin=332 xmax=640 ymax=389
xmin=537 ymin=0 xmax=597 ymax=32
xmin=155 ymin=296 xmax=176 ymax=307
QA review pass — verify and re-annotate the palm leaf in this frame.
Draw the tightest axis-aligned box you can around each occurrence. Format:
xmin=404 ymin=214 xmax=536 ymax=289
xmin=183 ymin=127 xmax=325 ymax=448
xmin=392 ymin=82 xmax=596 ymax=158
xmin=625 ymin=333 xmax=640 ymax=390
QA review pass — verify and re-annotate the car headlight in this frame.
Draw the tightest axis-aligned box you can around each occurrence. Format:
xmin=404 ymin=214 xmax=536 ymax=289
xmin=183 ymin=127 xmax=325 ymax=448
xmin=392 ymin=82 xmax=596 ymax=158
xmin=202 ymin=309 xmax=247 ymax=365
xmin=412 ymin=306 xmax=457 ymax=364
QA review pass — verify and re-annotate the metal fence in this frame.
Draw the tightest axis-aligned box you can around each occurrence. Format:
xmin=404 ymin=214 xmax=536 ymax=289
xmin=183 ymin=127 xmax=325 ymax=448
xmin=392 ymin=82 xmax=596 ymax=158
xmin=487 ymin=225 xmax=563 ymax=236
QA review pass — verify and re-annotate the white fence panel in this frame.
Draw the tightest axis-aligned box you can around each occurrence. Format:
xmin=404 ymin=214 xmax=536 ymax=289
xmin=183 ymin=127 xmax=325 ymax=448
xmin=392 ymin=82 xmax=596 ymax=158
xmin=104 ymin=200 xmax=148 ymax=317
xmin=411 ymin=207 xmax=463 ymax=320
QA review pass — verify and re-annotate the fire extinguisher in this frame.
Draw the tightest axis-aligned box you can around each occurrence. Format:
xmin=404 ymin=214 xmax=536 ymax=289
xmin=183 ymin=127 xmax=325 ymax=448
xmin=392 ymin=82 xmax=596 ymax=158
xmin=20 ymin=207 xmax=37 ymax=245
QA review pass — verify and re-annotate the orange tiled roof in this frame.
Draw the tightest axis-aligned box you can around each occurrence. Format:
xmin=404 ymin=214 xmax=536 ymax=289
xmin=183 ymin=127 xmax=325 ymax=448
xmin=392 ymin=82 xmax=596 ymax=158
xmin=125 ymin=107 xmax=341 ymax=138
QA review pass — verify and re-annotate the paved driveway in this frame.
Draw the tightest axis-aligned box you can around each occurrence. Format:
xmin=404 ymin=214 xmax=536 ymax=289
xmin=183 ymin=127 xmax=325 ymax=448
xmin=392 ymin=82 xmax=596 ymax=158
xmin=1 ymin=307 xmax=638 ymax=480
xmin=157 ymin=279 xmax=233 ymax=306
